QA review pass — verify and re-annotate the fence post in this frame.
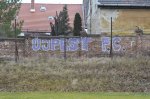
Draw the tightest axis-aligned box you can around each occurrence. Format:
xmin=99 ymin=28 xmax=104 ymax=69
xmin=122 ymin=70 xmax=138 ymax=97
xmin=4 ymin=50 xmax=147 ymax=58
xmin=78 ymin=36 xmax=81 ymax=57
xmin=14 ymin=18 xmax=19 ymax=62
xmin=23 ymin=38 xmax=26 ymax=57
xmin=15 ymin=40 xmax=19 ymax=62
xmin=110 ymin=17 xmax=113 ymax=58
xmin=64 ymin=36 xmax=67 ymax=61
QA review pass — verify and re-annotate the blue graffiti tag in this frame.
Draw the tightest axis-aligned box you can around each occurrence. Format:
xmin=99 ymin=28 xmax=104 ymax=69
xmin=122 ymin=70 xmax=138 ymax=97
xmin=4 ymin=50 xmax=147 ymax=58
xmin=102 ymin=37 xmax=122 ymax=52
xmin=102 ymin=37 xmax=110 ymax=52
xmin=67 ymin=38 xmax=80 ymax=51
xmin=51 ymin=39 xmax=60 ymax=51
xmin=81 ymin=37 xmax=92 ymax=51
xmin=32 ymin=38 xmax=41 ymax=51
xmin=41 ymin=40 xmax=51 ymax=51
xmin=113 ymin=37 xmax=122 ymax=51
xmin=32 ymin=37 xmax=92 ymax=52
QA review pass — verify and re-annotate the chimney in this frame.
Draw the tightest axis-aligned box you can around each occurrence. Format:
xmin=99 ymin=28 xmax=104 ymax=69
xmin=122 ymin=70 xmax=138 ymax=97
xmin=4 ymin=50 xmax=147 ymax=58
xmin=30 ymin=0 xmax=35 ymax=12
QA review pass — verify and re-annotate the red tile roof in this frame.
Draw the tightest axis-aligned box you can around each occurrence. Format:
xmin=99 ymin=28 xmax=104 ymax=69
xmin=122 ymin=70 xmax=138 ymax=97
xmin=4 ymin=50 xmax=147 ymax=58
xmin=18 ymin=3 xmax=83 ymax=32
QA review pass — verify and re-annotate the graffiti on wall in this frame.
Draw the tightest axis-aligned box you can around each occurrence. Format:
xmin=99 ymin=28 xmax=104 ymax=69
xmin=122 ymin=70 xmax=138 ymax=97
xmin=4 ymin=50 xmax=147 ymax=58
xmin=101 ymin=37 xmax=138 ymax=52
xmin=32 ymin=37 xmax=92 ymax=52
xmin=101 ymin=37 xmax=122 ymax=52
xmin=32 ymin=37 xmax=137 ymax=52
xmin=102 ymin=37 xmax=122 ymax=52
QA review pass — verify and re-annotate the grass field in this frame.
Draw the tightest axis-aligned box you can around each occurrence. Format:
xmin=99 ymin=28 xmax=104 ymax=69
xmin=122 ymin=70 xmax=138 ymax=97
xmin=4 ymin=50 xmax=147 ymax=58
xmin=0 ymin=56 xmax=150 ymax=92
xmin=0 ymin=92 xmax=150 ymax=99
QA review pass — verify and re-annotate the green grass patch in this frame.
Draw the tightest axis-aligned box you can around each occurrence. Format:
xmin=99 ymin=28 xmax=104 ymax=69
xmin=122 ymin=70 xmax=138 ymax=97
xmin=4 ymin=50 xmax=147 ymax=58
xmin=0 ymin=92 xmax=150 ymax=99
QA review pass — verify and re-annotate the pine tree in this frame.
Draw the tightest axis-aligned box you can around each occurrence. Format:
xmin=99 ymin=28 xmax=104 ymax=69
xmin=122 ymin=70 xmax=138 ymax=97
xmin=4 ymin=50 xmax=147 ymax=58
xmin=56 ymin=5 xmax=71 ymax=36
xmin=61 ymin=5 xmax=70 ymax=35
xmin=57 ymin=11 xmax=63 ymax=35
xmin=50 ymin=5 xmax=71 ymax=36
xmin=50 ymin=22 xmax=56 ymax=36
xmin=0 ymin=0 xmax=22 ymax=37
xmin=73 ymin=13 xmax=82 ymax=36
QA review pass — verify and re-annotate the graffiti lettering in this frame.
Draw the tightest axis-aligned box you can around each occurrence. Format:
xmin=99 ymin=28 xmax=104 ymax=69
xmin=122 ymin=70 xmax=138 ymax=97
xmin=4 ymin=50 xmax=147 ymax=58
xmin=32 ymin=38 xmax=92 ymax=52
xmin=51 ymin=39 xmax=60 ymax=51
xmin=41 ymin=40 xmax=50 ymax=51
xmin=32 ymin=38 xmax=41 ymax=51
xmin=113 ymin=37 xmax=121 ymax=51
xmin=102 ymin=37 xmax=110 ymax=52
xmin=102 ymin=37 xmax=122 ymax=52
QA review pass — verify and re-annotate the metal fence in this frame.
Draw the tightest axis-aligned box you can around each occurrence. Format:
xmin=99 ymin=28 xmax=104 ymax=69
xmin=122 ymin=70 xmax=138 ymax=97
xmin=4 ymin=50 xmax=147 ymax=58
xmin=0 ymin=34 xmax=150 ymax=61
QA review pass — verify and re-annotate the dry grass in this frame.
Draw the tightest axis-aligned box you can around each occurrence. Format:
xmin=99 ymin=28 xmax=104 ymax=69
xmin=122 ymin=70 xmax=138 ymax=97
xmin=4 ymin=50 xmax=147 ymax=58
xmin=0 ymin=55 xmax=150 ymax=92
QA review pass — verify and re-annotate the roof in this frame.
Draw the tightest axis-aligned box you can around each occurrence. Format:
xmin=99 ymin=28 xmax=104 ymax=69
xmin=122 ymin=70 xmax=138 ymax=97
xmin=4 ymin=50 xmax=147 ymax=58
xmin=18 ymin=3 xmax=83 ymax=32
xmin=98 ymin=0 xmax=150 ymax=7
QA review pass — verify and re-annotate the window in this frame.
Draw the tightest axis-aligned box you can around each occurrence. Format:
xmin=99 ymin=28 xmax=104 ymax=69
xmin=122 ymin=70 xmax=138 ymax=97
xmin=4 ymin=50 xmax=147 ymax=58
xmin=40 ymin=6 xmax=47 ymax=12
xmin=48 ymin=16 xmax=54 ymax=20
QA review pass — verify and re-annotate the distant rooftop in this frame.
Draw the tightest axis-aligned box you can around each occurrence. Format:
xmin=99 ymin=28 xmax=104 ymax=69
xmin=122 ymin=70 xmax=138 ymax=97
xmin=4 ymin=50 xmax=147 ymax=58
xmin=18 ymin=3 xmax=82 ymax=32
xmin=98 ymin=0 xmax=150 ymax=7
xmin=21 ymin=0 xmax=82 ymax=4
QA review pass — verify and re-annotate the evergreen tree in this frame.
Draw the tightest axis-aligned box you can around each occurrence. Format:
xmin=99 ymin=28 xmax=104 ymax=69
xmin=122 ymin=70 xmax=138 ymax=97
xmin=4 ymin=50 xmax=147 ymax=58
xmin=50 ymin=5 xmax=71 ymax=36
xmin=0 ymin=0 xmax=22 ymax=37
xmin=57 ymin=11 xmax=63 ymax=35
xmin=73 ymin=13 xmax=82 ymax=36
xmin=50 ymin=22 xmax=56 ymax=36
xmin=60 ymin=5 xmax=70 ymax=35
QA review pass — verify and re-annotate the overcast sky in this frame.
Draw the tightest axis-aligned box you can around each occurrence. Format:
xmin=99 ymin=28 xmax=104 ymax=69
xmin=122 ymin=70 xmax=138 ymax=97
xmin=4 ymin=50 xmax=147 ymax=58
xmin=22 ymin=0 xmax=83 ymax=4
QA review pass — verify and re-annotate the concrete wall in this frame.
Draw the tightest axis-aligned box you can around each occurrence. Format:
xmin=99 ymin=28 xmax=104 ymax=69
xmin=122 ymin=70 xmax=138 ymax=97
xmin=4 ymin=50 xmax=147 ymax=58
xmin=0 ymin=36 xmax=149 ymax=59
xmin=0 ymin=39 xmax=25 ymax=59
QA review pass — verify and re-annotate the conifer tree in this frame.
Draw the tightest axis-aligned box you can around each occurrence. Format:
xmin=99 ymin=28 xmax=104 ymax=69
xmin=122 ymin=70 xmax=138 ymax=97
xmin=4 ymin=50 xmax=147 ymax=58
xmin=50 ymin=5 xmax=71 ymax=36
xmin=60 ymin=5 xmax=70 ymax=35
xmin=73 ymin=13 xmax=82 ymax=36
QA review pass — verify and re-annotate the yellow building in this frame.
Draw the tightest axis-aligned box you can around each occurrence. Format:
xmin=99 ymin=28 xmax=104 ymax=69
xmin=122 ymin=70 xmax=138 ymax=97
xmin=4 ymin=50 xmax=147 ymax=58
xmin=83 ymin=0 xmax=150 ymax=35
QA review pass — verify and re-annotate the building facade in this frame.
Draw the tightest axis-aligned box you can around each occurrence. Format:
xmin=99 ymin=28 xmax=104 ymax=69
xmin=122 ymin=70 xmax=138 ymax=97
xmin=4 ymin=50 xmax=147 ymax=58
xmin=83 ymin=0 xmax=150 ymax=35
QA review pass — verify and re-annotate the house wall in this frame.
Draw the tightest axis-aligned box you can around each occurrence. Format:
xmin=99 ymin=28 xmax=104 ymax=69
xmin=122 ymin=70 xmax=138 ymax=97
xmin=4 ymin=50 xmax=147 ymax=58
xmin=89 ymin=8 xmax=150 ymax=35
xmin=86 ymin=0 xmax=101 ymax=34
xmin=82 ymin=0 xmax=90 ymax=28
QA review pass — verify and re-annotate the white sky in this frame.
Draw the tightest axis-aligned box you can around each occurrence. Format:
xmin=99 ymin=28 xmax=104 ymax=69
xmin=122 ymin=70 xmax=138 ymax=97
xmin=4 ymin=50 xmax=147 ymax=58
xmin=22 ymin=0 xmax=83 ymax=4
